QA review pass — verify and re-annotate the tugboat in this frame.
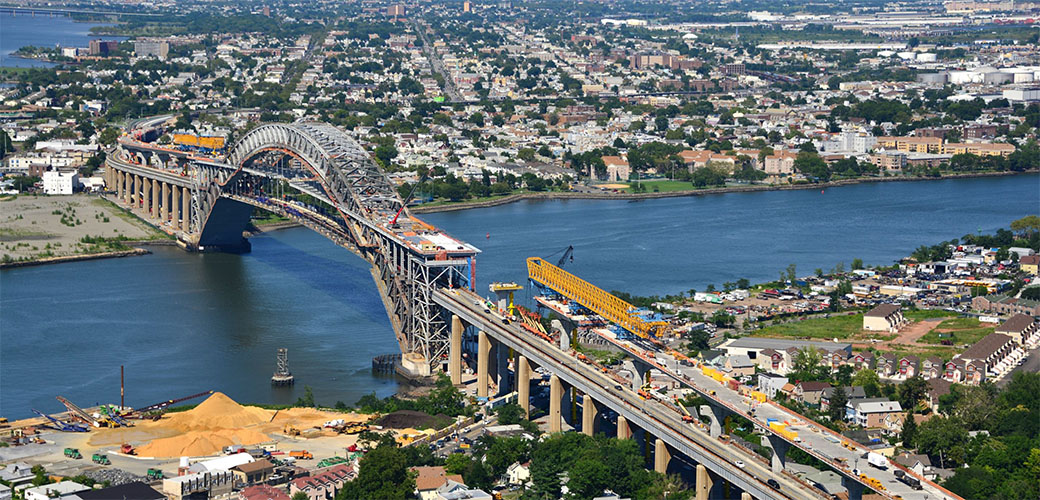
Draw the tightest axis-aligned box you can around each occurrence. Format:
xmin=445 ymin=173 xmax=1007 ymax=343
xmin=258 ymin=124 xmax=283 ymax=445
xmin=271 ymin=348 xmax=295 ymax=386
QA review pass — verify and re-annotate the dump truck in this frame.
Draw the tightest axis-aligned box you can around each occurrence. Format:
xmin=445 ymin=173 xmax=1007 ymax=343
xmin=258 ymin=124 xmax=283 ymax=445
xmin=63 ymin=448 xmax=82 ymax=459
xmin=121 ymin=443 xmax=135 ymax=455
xmin=289 ymin=450 xmax=313 ymax=460
xmin=92 ymin=454 xmax=111 ymax=465
xmin=146 ymin=468 xmax=165 ymax=480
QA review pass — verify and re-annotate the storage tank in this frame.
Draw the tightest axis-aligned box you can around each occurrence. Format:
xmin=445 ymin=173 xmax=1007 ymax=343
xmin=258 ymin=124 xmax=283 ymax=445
xmin=949 ymin=70 xmax=979 ymax=84
xmin=916 ymin=53 xmax=937 ymax=62
xmin=917 ymin=72 xmax=948 ymax=84
xmin=983 ymin=72 xmax=1013 ymax=84
xmin=897 ymin=51 xmax=916 ymax=60
xmin=1014 ymin=72 xmax=1035 ymax=83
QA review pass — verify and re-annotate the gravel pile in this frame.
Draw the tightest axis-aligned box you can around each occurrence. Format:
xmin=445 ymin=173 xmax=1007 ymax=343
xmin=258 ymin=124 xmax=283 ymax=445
xmin=85 ymin=468 xmax=146 ymax=486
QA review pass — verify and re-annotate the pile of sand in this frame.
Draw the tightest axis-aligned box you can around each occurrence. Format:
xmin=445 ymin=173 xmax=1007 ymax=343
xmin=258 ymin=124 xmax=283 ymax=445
xmin=90 ymin=392 xmax=373 ymax=458
xmin=136 ymin=428 xmax=270 ymax=457
xmin=162 ymin=392 xmax=272 ymax=432
xmin=130 ymin=392 xmax=273 ymax=458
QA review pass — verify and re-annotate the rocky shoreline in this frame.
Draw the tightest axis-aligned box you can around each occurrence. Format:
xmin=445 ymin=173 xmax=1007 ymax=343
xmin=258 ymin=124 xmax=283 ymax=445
xmin=0 ymin=247 xmax=150 ymax=269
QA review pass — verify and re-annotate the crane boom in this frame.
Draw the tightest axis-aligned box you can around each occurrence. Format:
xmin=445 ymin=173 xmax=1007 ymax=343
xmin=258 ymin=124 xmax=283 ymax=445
xmin=526 ymin=257 xmax=667 ymax=339
xmin=133 ymin=390 xmax=214 ymax=415
xmin=56 ymin=396 xmax=99 ymax=427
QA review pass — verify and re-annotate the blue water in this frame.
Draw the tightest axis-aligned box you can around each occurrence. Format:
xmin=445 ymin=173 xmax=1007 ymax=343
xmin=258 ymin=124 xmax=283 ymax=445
xmin=0 ymin=13 xmax=124 ymax=67
xmin=1 ymin=174 xmax=1037 ymax=418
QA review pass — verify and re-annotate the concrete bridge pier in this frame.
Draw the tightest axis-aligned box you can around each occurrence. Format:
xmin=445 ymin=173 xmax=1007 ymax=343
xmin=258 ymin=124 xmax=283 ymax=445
xmin=695 ymin=464 xmax=714 ymax=500
xmin=181 ymin=185 xmax=190 ymax=232
xmin=150 ymin=179 xmax=159 ymax=217
xmin=450 ymin=316 xmax=463 ymax=385
xmin=517 ymin=355 xmax=531 ymax=418
xmin=549 ymin=374 xmax=564 ymax=433
xmin=761 ymin=434 xmax=791 ymax=474
xmin=654 ymin=438 xmax=671 ymax=474
xmin=144 ymin=178 xmax=152 ymax=216
xmin=477 ymin=330 xmax=491 ymax=398
xmin=171 ymin=185 xmax=181 ymax=227
xmin=617 ymin=415 xmax=632 ymax=440
xmin=841 ymin=475 xmax=865 ymax=500
xmin=494 ymin=338 xmax=511 ymax=397
xmin=581 ymin=394 xmax=597 ymax=436
xmin=699 ymin=404 xmax=729 ymax=438
xmin=160 ymin=182 xmax=170 ymax=221
xmin=133 ymin=174 xmax=141 ymax=207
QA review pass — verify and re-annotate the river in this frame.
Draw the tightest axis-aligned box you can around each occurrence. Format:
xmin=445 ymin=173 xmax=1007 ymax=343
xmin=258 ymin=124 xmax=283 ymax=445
xmin=0 ymin=13 xmax=124 ymax=68
xmin=0 ymin=174 xmax=1037 ymax=418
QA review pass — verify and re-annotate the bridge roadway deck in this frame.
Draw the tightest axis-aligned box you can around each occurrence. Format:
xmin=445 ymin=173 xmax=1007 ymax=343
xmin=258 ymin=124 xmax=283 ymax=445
xmin=107 ymin=155 xmax=194 ymax=188
xmin=435 ymin=288 xmax=824 ymax=500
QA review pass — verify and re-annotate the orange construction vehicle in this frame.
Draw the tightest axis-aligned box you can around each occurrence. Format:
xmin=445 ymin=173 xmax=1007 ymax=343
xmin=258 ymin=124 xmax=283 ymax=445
xmin=289 ymin=450 xmax=313 ymax=460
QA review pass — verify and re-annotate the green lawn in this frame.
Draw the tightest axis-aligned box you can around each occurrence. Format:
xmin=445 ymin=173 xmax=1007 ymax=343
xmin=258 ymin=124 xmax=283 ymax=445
xmin=625 ymin=180 xmax=698 ymax=193
xmin=918 ymin=317 xmax=994 ymax=345
xmin=904 ymin=310 xmax=957 ymax=321
xmin=752 ymin=313 xmax=865 ymax=340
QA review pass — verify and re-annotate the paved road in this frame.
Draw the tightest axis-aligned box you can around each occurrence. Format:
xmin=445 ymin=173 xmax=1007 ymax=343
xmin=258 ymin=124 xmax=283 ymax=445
xmin=999 ymin=347 xmax=1039 ymax=386
xmin=413 ymin=20 xmax=461 ymax=102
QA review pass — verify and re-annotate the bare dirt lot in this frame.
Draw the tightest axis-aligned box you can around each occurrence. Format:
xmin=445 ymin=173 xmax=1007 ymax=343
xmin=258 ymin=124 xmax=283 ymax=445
xmin=0 ymin=194 xmax=165 ymax=261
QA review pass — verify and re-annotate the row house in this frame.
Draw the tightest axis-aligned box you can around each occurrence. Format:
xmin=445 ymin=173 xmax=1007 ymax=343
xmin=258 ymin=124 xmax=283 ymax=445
xmin=943 ymin=358 xmax=988 ymax=385
xmin=959 ymin=332 xmax=1020 ymax=377
xmin=289 ymin=465 xmax=355 ymax=500
xmin=921 ymin=357 xmax=944 ymax=380
xmin=876 ymin=353 xmax=919 ymax=380
xmin=851 ymin=351 xmax=875 ymax=371
xmin=995 ymin=313 xmax=1039 ymax=347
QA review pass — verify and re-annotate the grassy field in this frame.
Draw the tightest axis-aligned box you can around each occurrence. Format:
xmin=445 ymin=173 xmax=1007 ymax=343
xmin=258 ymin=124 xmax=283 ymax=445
xmin=752 ymin=312 xmax=866 ymax=340
xmin=904 ymin=310 xmax=957 ymax=321
xmin=919 ymin=317 xmax=995 ymax=345
xmin=626 ymin=180 xmax=697 ymax=193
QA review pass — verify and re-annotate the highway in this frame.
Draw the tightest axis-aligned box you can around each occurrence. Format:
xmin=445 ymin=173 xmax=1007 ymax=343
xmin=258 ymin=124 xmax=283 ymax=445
xmin=436 ymin=288 xmax=829 ymax=500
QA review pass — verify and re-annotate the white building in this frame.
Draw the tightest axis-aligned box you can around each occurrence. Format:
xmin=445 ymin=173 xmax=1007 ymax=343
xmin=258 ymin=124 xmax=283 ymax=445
xmin=42 ymin=170 xmax=78 ymax=195
xmin=24 ymin=482 xmax=90 ymax=500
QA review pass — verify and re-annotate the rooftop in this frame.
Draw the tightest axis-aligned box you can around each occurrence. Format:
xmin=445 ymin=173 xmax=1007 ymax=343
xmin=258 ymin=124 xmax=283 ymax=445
xmin=960 ymin=333 xmax=1014 ymax=361
xmin=865 ymin=304 xmax=902 ymax=318
xmin=724 ymin=337 xmax=851 ymax=351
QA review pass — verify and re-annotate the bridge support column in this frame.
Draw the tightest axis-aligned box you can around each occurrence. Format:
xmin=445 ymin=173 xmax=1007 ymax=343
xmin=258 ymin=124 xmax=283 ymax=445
xmin=617 ymin=415 xmax=632 ymax=440
xmin=160 ymin=182 xmax=169 ymax=221
xmin=654 ymin=438 xmax=670 ymax=474
xmin=477 ymin=330 xmax=491 ymax=399
xmin=114 ymin=170 xmax=122 ymax=199
xmin=549 ymin=374 xmax=563 ymax=433
xmin=133 ymin=175 xmax=141 ymax=207
xmin=495 ymin=339 xmax=510 ymax=397
xmin=449 ymin=316 xmax=463 ymax=385
xmin=699 ymin=404 xmax=728 ymax=438
xmin=696 ymin=464 xmax=714 ymax=500
xmin=762 ymin=434 xmax=791 ymax=474
xmin=581 ymin=394 xmax=597 ymax=436
xmin=123 ymin=173 xmax=131 ymax=204
xmin=170 ymin=185 xmax=180 ymax=227
xmin=144 ymin=178 xmax=152 ymax=217
xmin=150 ymin=179 xmax=159 ymax=217
xmin=181 ymin=185 xmax=191 ymax=232
xmin=517 ymin=355 xmax=531 ymax=419
xmin=842 ymin=475 xmax=865 ymax=500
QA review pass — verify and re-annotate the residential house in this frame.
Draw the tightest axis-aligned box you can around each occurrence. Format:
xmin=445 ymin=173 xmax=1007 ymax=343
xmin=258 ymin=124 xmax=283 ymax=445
xmin=876 ymin=352 xmax=898 ymax=377
xmin=506 ymin=462 xmax=530 ymax=486
xmin=238 ymin=485 xmax=289 ymax=500
xmin=892 ymin=452 xmax=933 ymax=478
xmin=1021 ymin=255 xmax=1039 ymax=275
xmin=413 ymin=466 xmax=465 ymax=500
xmin=863 ymin=304 xmax=908 ymax=333
xmin=995 ymin=313 xmax=1038 ymax=347
xmin=0 ymin=463 xmax=35 ymax=488
xmin=795 ymin=381 xmax=832 ymax=406
xmin=289 ymin=465 xmax=355 ymax=500
xmin=957 ymin=333 xmax=1020 ymax=378
xmin=820 ymin=386 xmax=866 ymax=411
xmin=849 ymin=400 xmax=904 ymax=431
xmin=723 ymin=354 xmax=755 ymax=377
xmin=763 ymin=150 xmax=797 ymax=175
xmin=925 ymin=378 xmax=952 ymax=411
xmin=163 ymin=471 xmax=235 ymax=500
xmin=972 ymin=294 xmax=1040 ymax=316
xmin=757 ymin=373 xmax=789 ymax=399
xmin=921 ymin=357 xmax=944 ymax=380
xmin=435 ymin=479 xmax=490 ymax=500
xmin=895 ymin=355 xmax=920 ymax=379
xmin=851 ymin=351 xmax=875 ymax=371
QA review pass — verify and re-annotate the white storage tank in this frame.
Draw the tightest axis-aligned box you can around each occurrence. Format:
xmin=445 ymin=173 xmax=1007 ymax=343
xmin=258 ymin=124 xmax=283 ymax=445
xmin=897 ymin=51 xmax=917 ymax=60
xmin=983 ymin=72 xmax=1013 ymax=84
xmin=1013 ymin=72 xmax=1035 ymax=83
xmin=916 ymin=53 xmax=937 ymax=62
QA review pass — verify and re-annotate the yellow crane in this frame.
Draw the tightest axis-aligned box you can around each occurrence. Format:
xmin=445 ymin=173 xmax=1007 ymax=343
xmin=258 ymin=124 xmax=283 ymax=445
xmin=526 ymin=257 xmax=668 ymax=339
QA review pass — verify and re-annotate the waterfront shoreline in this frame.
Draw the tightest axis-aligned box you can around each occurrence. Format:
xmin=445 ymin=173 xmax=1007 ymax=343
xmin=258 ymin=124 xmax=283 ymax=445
xmin=0 ymin=247 xmax=149 ymax=269
xmin=411 ymin=170 xmax=1036 ymax=214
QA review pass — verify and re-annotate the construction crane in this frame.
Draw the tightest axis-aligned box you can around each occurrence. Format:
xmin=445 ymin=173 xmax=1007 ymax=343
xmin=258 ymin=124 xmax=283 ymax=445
xmin=56 ymin=396 xmax=101 ymax=427
xmin=544 ymin=245 xmax=574 ymax=267
xmin=390 ymin=168 xmax=431 ymax=226
xmin=131 ymin=391 xmax=214 ymax=416
xmin=31 ymin=409 xmax=89 ymax=432
xmin=526 ymin=257 xmax=668 ymax=339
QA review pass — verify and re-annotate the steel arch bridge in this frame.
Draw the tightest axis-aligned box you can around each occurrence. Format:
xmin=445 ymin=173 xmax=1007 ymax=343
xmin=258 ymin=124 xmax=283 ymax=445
xmin=108 ymin=121 xmax=480 ymax=375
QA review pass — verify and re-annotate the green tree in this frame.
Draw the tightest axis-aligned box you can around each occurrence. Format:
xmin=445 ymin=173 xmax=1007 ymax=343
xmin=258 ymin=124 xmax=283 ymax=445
xmin=898 ymin=376 xmax=928 ymax=411
xmin=853 ymin=369 xmax=881 ymax=397
xmin=445 ymin=453 xmax=471 ymax=474
xmin=915 ymin=416 xmax=968 ymax=468
xmin=794 ymin=151 xmax=830 ymax=181
xmin=828 ymin=385 xmax=848 ymax=423
xmin=295 ymin=386 xmax=316 ymax=407
xmin=337 ymin=446 xmax=415 ymax=500
xmin=900 ymin=411 xmax=917 ymax=448
xmin=292 ymin=492 xmax=309 ymax=500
